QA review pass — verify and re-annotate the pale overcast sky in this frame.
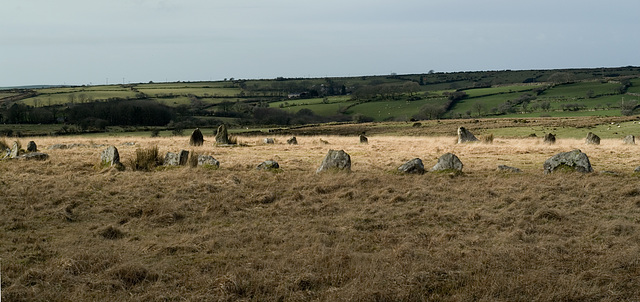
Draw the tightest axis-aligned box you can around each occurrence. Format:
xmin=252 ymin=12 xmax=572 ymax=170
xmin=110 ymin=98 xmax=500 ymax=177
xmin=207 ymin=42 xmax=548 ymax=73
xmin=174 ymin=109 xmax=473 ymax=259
xmin=2 ymin=0 xmax=639 ymax=86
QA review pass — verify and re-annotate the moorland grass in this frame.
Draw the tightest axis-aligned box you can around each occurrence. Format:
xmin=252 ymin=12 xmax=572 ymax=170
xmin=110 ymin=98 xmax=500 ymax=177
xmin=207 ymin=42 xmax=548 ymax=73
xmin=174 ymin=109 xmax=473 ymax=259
xmin=3 ymin=134 xmax=640 ymax=300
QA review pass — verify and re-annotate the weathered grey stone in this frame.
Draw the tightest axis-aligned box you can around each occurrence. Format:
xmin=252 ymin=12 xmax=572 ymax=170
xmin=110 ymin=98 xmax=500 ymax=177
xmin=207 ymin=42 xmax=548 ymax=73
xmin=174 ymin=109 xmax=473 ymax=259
xmin=100 ymin=146 xmax=120 ymax=167
xmin=9 ymin=141 xmax=20 ymax=158
xmin=398 ymin=158 xmax=425 ymax=174
xmin=189 ymin=128 xmax=204 ymax=146
xmin=121 ymin=142 xmax=136 ymax=146
xmin=257 ymin=160 xmax=279 ymax=170
xmin=319 ymin=139 xmax=329 ymax=145
xmin=497 ymin=165 xmax=522 ymax=173
xmin=215 ymin=124 xmax=230 ymax=145
xmin=543 ymin=149 xmax=593 ymax=174
xmin=17 ymin=152 xmax=49 ymax=161
xmin=197 ymin=155 xmax=220 ymax=167
xmin=543 ymin=133 xmax=556 ymax=144
xmin=316 ymin=149 xmax=351 ymax=173
xmin=585 ymin=132 xmax=600 ymax=145
xmin=263 ymin=138 xmax=275 ymax=144
xmin=359 ymin=134 xmax=368 ymax=144
xmin=26 ymin=141 xmax=37 ymax=152
xmin=457 ymin=127 xmax=478 ymax=144
xmin=623 ymin=135 xmax=635 ymax=145
xmin=287 ymin=137 xmax=298 ymax=145
xmin=431 ymin=153 xmax=463 ymax=172
xmin=164 ymin=152 xmax=179 ymax=166
xmin=634 ymin=166 xmax=640 ymax=173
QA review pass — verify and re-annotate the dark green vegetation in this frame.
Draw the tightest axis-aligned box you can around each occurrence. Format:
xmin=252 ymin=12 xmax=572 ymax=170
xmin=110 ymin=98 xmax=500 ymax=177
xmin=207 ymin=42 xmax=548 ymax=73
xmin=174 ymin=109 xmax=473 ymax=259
xmin=1 ymin=67 xmax=639 ymax=136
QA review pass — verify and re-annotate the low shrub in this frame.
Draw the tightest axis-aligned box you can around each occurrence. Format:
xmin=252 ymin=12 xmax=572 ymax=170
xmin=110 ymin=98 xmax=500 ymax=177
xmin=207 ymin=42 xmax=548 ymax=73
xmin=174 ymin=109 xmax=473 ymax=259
xmin=128 ymin=146 xmax=162 ymax=171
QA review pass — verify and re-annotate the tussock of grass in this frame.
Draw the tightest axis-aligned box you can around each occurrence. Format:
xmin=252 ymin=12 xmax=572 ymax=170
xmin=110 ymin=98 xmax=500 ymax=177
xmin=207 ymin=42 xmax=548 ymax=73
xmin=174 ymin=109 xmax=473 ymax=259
xmin=127 ymin=146 xmax=162 ymax=171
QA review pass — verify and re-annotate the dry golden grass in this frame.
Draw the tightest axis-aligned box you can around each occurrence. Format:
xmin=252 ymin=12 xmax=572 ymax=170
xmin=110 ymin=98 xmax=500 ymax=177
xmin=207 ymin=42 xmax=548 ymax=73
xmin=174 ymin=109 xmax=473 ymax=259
xmin=2 ymin=134 xmax=640 ymax=301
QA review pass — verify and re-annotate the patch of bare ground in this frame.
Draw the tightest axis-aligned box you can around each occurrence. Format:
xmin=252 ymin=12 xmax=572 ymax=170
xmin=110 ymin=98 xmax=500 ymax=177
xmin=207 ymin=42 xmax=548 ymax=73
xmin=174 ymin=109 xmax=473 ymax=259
xmin=2 ymin=135 xmax=640 ymax=301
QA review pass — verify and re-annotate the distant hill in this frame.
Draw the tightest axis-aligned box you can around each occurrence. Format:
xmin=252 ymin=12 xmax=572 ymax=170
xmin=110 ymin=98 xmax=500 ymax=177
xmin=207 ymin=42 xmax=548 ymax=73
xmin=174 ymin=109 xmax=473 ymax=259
xmin=1 ymin=66 xmax=639 ymax=132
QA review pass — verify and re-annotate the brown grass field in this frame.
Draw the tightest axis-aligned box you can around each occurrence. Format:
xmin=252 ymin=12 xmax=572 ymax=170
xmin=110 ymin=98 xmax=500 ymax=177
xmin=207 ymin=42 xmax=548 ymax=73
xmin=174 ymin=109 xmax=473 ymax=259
xmin=2 ymin=132 xmax=640 ymax=301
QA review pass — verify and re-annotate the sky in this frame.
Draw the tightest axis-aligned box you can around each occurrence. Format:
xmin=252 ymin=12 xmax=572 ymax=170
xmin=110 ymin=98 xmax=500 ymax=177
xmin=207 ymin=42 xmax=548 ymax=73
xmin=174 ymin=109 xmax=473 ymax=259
xmin=2 ymin=0 xmax=639 ymax=87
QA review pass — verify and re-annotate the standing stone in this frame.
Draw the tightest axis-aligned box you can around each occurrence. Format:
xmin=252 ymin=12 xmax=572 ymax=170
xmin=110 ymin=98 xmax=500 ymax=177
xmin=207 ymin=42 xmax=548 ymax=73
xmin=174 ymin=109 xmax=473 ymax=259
xmin=26 ymin=141 xmax=37 ymax=152
xmin=263 ymin=138 xmax=275 ymax=144
xmin=623 ymin=135 xmax=635 ymax=145
xmin=543 ymin=133 xmax=556 ymax=144
xmin=359 ymin=134 xmax=368 ymax=144
xmin=215 ymin=124 xmax=230 ymax=145
xmin=457 ymin=127 xmax=478 ymax=144
xmin=316 ymin=149 xmax=351 ymax=173
xmin=543 ymin=149 xmax=593 ymax=174
xmin=257 ymin=160 xmax=279 ymax=170
xmin=100 ymin=146 xmax=121 ymax=167
xmin=287 ymin=137 xmax=298 ymax=145
xmin=431 ymin=153 xmax=464 ymax=172
xmin=164 ymin=152 xmax=179 ymax=166
xmin=585 ymin=132 xmax=600 ymax=145
xmin=178 ymin=150 xmax=189 ymax=165
xmin=189 ymin=128 xmax=204 ymax=146
xmin=9 ymin=142 xmax=20 ymax=158
xmin=197 ymin=155 xmax=220 ymax=168
xmin=398 ymin=158 xmax=425 ymax=174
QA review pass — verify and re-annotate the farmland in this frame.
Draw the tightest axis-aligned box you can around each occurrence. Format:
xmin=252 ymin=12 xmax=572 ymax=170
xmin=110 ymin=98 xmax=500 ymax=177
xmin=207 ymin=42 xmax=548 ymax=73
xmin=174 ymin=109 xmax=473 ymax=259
xmin=3 ymin=123 xmax=640 ymax=300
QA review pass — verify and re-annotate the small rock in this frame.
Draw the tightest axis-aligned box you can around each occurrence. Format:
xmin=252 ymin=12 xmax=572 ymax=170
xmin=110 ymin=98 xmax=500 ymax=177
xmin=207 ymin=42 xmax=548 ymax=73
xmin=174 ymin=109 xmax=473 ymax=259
xmin=121 ymin=142 xmax=136 ymax=146
xmin=316 ymin=149 xmax=351 ymax=173
xmin=543 ymin=149 xmax=593 ymax=174
xmin=634 ymin=166 xmax=640 ymax=173
xmin=26 ymin=141 xmax=37 ymax=152
xmin=431 ymin=153 xmax=463 ymax=172
xmin=164 ymin=152 xmax=179 ymax=166
xmin=197 ymin=155 xmax=220 ymax=168
xmin=623 ymin=135 xmax=635 ymax=145
xmin=47 ymin=144 xmax=68 ymax=150
xmin=497 ymin=165 xmax=522 ymax=173
xmin=543 ymin=133 xmax=556 ymax=144
xmin=287 ymin=137 xmax=298 ymax=145
xmin=263 ymin=138 xmax=275 ymax=144
xmin=359 ymin=134 xmax=368 ymax=144
xmin=585 ymin=132 xmax=600 ymax=145
xmin=17 ymin=152 xmax=49 ymax=161
xmin=398 ymin=158 xmax=425 ymax=174
xmin=189 ymin=128 xmax=204 ymax=146
xmin=257 ymin=160 xmax=279 ymax=170
xmin=457 ymin=127 xmax=478 ymax=144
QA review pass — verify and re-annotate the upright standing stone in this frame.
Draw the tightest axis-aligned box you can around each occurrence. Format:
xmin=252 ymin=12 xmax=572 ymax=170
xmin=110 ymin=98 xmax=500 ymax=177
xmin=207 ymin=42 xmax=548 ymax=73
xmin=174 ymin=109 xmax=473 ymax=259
xmin=100 ymin=146 xmax=121 ymax=167
xmin=457 ymin=127 xmax=478 ymax=144
xmin=359 ymin=134 xmax=368 ymax=144
xmin=287 ymin=137 xmax=298 ymax=145
xmin=178 ymin=150 xmax=189 ymax=165
xmin=215 ymin=124 xmax=230 ymax=145
xmin=543 ymin=133 xmax=556 ymax=144
xmin=398 ymin=158 xmax=425 ymax=174
xmin=431 ymin=153 xmax=463 ymax=172
xmin=585 ymin=132 xmax=600 ymax=145
xmin=26 ymin=141 xmax=37 ymax=152
xmin=9 ymin=142 xmax=20 ymax=158
xmin=543 ymin=149 xmax=593 ymax=174
xmin=189 ymin=128 xmax=204 ymax=146
xmin=623 ymin=135 xmax=635 ymax=145
xmin=316 ymin=149 xmax=351 ymax=173
xmin=263 ymin=138 xmax=275 ymax=144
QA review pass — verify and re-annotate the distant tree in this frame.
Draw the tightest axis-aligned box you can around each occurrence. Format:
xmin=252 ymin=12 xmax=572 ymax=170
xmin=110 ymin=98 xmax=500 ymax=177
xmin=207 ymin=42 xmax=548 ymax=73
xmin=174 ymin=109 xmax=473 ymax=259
xmin=540 ymin=101 xmax=551 ymax=111
xmin=472 ymin=102 xmax=485 ymax=116
xmin=418 ymin=103 xmax=446 ymax=120
xmin=621 ymin=100 xmax=639 ymax=116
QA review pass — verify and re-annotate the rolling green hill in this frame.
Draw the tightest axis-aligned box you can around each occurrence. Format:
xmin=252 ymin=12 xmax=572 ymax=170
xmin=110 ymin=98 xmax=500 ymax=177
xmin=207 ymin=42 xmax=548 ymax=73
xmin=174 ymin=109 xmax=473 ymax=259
xmin=1 ymin=66 xmax=639 ymax=134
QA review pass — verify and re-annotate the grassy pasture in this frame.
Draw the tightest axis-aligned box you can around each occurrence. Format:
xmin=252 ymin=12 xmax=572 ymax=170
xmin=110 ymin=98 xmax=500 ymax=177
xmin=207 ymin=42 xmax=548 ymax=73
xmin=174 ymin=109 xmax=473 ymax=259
xmin=3 ymin=134 xmax=640 ymax=300
xmin=539 ymin=81 xmax=622 ymax=99
xmin=461 ymin=84 xmax=540 ymax=98
xmin=350 ymin=98 xmax=446 ymax=121
xmin=137 ymin=87 xmax=241 ymax=97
